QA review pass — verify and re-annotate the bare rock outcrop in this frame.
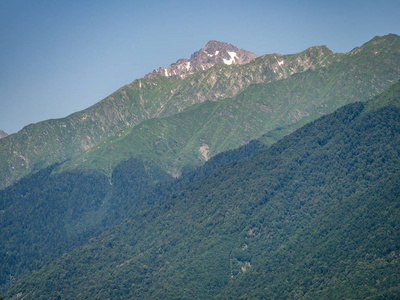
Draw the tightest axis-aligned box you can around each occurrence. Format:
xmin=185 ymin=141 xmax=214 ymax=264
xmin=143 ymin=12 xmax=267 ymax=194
xmin=145 ymin=40 xmax=258 ymax=79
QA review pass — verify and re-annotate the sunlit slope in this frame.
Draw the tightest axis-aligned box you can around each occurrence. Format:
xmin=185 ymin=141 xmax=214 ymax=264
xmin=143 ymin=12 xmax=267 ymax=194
xmin=61 ymin=35 xmax=400 ymax=177
xmin=0 ymin=43 xmax=331 ymax=188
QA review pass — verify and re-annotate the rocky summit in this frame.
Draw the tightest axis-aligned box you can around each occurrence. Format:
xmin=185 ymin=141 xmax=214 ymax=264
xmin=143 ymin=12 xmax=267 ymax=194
xmin=0 ymin=130 xmax=7 ymax=139
xmin=145 ymin=40 xmax=258 ymax=79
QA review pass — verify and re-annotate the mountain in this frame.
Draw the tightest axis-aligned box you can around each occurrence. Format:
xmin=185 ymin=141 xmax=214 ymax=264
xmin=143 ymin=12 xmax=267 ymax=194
xmin=0 ymin=40 xmax=332 ymax=189
xmin=0 ymin=130 xmax=7 ymax=139
xmin=58 ymin=34 xmax=400 ymax=178
xmin=5 ymin=80 xmax=400 ymax=299
xmin=1 ymin=34 xmax=399 ymax=190
xmin=145 ymin=40 xmax=258 ymax=79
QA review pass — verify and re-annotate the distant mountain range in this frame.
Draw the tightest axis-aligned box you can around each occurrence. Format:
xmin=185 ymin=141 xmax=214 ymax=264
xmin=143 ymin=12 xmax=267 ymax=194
xmin=59 ymin=34 xmax=400 ymax=179
xmin=1 ymin=34 xmax=400 ymax=189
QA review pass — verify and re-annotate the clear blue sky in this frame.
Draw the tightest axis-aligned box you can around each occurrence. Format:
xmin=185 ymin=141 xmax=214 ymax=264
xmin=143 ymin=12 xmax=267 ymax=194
xmin=1 ymin=0 xmax=399 ymax=134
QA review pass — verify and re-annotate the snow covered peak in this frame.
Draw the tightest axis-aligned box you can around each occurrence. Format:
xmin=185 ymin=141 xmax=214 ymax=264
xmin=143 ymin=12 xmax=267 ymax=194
xmin=145 ymin=40 xmax=258 ymax=79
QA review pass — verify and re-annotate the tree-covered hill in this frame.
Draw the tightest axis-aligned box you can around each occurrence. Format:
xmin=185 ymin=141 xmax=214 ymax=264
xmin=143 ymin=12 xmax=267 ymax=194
xmin=6 ymin=81 xmax=400 ymax=299
xmin=0 ymin=136 xmax=266 ymax=293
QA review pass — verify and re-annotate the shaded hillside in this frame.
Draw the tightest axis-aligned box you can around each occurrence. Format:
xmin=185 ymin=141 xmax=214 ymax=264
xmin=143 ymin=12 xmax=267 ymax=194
xmin=0 ymin=137 xmax=265 ymax=293
xmin=6 ymin=82 xmax=400 ymax=299
xmin=219 ymin=173 xmax=400 ymax=299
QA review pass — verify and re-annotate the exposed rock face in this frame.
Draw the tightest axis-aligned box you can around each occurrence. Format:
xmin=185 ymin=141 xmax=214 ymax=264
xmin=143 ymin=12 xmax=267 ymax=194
xmin=145 ymin=40 xmax=258 ymax=79
xmin=0 ymin=130 xmax=8 ymax=139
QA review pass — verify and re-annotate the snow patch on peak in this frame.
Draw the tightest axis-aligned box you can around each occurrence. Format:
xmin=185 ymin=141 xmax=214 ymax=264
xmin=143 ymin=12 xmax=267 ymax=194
xmin=145 ymin=41 xmax=258 ymax=79
xmin=223 ymin=51 xmax=238 ymax=65
xmin=228 ymin=51 xmax=237 ymax=58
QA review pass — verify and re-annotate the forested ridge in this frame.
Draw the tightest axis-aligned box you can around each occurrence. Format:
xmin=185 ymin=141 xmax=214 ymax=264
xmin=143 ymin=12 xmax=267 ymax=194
xmin=4 ymin=81 xmax=400 ymax=299
xmin=0 ymin=136 xmax=265 ymax=294
xmin=58 ymin=34 xmax=400 ymax=179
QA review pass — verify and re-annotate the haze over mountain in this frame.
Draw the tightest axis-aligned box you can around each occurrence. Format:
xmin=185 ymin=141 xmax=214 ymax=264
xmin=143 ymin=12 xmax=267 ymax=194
xmin=1 ymin=34 xmax=400 ymax=189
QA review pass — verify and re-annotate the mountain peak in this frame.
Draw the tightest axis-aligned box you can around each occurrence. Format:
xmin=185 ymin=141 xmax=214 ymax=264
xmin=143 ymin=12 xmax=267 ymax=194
xmin=204 ymin=39 xmax=225 ymax=47
xmin=203 ymin=40 xmax=231 ymax=51
xmin=145 ymin=41 xmax=258 ymax=79
xmin=0 ymin=129 xmax=8 ymax=139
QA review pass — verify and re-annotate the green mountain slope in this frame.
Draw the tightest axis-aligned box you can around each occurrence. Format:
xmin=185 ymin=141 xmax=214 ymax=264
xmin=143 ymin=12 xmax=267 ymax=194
xmin=0 ymin=42 xmax=331 ymax=189
xmin=0 ymin=137 xmax=265 ymax=293
xmin=60 ymin=34 xmax=400 ymax=178
xmin=6 ymin=81 xmax=400 ymax=299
